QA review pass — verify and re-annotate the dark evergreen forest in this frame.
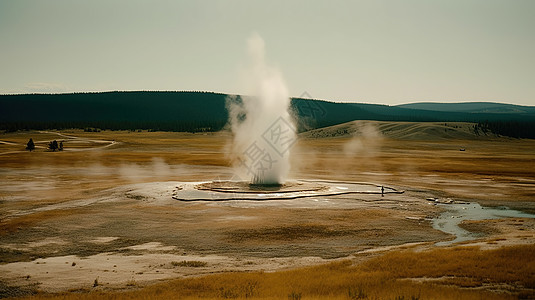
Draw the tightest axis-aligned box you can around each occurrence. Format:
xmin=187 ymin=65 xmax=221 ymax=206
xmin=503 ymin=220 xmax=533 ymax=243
xmin=1 ymin=91 xmax=534 ymax=138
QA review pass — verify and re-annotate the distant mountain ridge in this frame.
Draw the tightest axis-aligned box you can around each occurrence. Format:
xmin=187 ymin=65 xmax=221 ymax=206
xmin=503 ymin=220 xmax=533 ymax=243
xmin=397 ymin=102 xmax=535 ymax=114
xmin=1 ymin=91 xmax=534 ymax=138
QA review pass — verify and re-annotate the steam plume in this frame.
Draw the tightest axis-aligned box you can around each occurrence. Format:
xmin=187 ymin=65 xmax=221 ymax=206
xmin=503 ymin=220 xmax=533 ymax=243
xmin=227 ymin=34 xmax=296 ymax=184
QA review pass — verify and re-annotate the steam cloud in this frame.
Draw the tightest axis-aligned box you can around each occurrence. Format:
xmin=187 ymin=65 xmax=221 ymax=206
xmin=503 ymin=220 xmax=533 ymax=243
xmin=343 ymin=122 xmax=383 ymax=158
xmin=226 ymin=34 xmax=296 ymax=184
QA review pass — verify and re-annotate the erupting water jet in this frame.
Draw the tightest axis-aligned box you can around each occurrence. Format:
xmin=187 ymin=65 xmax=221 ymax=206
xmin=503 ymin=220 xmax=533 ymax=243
xmin=226 ymin=33 xmax=296 ymax=185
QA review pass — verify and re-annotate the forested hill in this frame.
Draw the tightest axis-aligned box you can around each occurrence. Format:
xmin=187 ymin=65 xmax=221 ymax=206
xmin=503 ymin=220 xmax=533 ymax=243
xmin=0 ymin=91 xmax=229 ymax=132
xmin=1 ymin=91 xmax=534 ymax=137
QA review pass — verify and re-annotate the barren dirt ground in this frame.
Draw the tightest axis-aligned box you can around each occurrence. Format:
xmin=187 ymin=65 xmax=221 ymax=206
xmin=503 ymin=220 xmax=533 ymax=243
xmin=0 ymin=129 xmax=534 ymax=296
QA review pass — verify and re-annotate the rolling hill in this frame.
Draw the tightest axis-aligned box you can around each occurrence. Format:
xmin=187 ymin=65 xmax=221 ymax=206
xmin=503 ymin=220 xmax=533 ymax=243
xmin=300 ymin=120 xmax=488 ymax=140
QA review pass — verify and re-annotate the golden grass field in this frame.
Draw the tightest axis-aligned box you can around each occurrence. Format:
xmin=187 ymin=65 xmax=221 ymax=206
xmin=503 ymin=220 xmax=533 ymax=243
xmin=16 ymin=244 xmax=534 ymax=300
xmin=0 ymin=121 xmax=534 ymax=299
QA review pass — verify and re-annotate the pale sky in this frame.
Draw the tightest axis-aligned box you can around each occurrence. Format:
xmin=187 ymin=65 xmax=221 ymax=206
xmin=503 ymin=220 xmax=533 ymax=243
xmin=1 ymin=0 xmax=534 ymax=106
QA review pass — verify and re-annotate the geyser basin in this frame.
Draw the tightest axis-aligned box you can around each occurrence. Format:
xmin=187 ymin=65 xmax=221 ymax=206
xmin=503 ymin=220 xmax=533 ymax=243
xmin=172 ymin=179 xmax=402 ymax=201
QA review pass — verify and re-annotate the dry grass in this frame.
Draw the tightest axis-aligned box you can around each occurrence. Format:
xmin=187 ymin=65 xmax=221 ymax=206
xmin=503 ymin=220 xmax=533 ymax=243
xmin=0 ymin=208 xmax=82 ymax=236
xmin=17 ymin=245 xmax=534 ymax=299
xmin=294 ymin=134 xmax=535 ymax=204
xmin=3 ymin=129 xmax=535 ymax=195
xmin=171 ymin=261 xmax=208 ymax=268
xmin=0 ymin=130 xmax=230 ymax=167
xmin=358 ymin=244 xmax=535 ymax=289
xmin=458 ymin=220 xmax=501 ymax=236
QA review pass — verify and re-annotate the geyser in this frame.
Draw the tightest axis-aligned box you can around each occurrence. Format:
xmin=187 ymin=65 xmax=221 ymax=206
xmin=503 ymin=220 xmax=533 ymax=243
xmin=227 ymin=34 xmax=296 ymax=185
xmin=171 ymin=36 xmax=403 ymax=202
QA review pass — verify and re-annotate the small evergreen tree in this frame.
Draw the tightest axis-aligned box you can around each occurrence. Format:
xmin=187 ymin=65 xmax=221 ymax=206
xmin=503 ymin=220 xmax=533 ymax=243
xmin=26 ymin=138 xmax=35 ymax=152
xmin=48 ymin=140 xmax=58 ymax=151
xmin=59 ymin=141 xmax=63 ymax=151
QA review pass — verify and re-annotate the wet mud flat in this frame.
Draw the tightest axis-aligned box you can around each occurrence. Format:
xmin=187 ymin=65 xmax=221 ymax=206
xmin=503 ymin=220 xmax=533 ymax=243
xmin=0 ymin=179 xmax=448 ymax=293
xmin=2 ymin=178 xmax=533 ymax=294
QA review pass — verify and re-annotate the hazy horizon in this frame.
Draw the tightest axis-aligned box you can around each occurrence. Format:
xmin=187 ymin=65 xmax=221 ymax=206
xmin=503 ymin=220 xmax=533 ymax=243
xmin=1 ymin=0 xmax=534 ymax=106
